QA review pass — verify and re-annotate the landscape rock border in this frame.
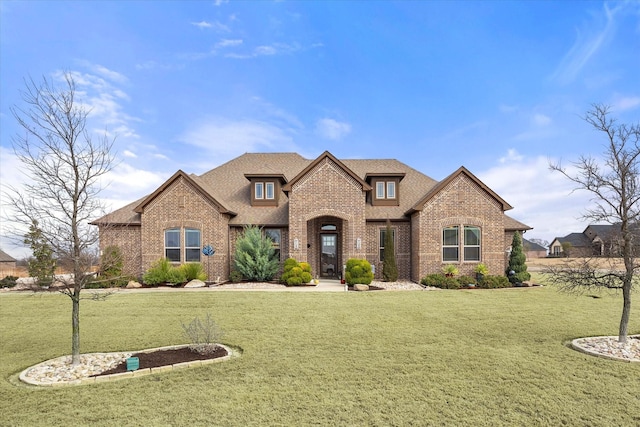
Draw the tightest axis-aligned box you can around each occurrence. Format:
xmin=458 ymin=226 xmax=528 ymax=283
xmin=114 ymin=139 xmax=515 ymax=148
xmin=18 ymin=344 xmax=238 ymax=387
xmin=570 ymin=335 xmax=640 ymax=362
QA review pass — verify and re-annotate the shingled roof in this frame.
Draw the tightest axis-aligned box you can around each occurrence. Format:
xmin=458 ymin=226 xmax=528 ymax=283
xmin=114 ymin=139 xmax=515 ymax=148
xmin=0 ymin=249 xmax=16 ymax=263
xmin=93 ymin=152 xmax=530 ymax=230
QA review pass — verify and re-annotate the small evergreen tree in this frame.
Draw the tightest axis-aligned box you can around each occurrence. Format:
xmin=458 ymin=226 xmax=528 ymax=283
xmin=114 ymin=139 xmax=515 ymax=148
xmin=382 ymin=220 xmax=398 ymax=282
xmin=506 ymin=232 xmax=530 ymax=283
xmin=24 ymin=220 xmax=56 ymax=286
xmin=234 ymin=225 xmax=279 ymax=281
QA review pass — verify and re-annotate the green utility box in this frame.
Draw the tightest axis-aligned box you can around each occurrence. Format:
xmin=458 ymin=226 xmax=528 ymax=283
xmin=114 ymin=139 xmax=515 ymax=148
xmin=126 ymin=357 xmax=139 ymax=371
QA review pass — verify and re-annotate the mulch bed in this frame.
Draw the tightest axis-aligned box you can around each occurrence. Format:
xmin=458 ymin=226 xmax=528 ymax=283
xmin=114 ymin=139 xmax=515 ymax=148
xmin=94 ymin=346 xmax=228 ymax=377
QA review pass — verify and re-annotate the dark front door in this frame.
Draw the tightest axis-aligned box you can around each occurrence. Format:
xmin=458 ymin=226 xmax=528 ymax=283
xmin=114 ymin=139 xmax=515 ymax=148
xmin=320 ymin=233 xmax=338 ymax=278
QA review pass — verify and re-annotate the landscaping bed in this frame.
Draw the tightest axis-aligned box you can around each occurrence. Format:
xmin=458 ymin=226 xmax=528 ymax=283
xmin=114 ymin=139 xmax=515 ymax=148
xmin=95 ymin=346 xmax=228 ymax=376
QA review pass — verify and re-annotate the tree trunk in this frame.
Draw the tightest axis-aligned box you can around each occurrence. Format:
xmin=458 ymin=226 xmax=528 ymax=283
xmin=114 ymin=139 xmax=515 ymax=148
xmin=71 ymin=289 xmax=80 ymax=365
xmin=618 ymin=280 xmax=631 ymax=343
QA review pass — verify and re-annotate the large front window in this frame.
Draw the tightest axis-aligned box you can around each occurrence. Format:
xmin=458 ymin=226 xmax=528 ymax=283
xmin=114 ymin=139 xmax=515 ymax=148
xmin=165 ymin=228 xmax=201 ymax=262
xmin=442 ymin=225 xmax=481 ymax=262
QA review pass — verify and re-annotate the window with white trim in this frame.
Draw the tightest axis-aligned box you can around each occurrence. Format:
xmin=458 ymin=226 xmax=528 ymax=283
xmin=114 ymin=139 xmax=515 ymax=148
xmin=265 ymin=182 xmax=275 ymax=199
xmin=165 ymin=228 xmax=201 ymax=263
xmin=442 ymin=226 xmax=459 ymax=262
xmin=165 ymin=228 xmax=181 ymax=262
xmin=386 ymin=181 xmax=396 ymax=199
xmin=185 ymin=228 xmax=201 ymax=262
xmin=255 ymin=182 xmax=264 ymax=199
xmin=464 ymin=226 xmax=481 ymax=261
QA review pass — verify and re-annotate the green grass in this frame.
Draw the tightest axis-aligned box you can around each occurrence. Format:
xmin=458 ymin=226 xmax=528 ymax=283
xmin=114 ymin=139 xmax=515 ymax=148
xmin=1 ymin=286 xmax=639 ymax=426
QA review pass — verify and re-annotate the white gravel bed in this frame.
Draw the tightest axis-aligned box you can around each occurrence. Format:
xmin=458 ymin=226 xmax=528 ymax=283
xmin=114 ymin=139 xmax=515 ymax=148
xmin=571 ymin=335 xmax=640 ymax=362
xmin=370 ymin=280 xmax=429 ymax=290
xmin=21 ymin=352 xmax=133 ymax=385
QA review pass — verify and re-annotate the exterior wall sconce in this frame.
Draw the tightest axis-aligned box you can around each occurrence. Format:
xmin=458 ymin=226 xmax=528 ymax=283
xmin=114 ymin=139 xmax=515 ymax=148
xmin=356 ymin=238 xmax=362 ymax=250
xmin=294 ymin=238 xmax=300 ymax=250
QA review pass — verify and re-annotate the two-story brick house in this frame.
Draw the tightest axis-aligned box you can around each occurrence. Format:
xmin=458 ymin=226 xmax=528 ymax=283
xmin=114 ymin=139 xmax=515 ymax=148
xmin=93 ymin=151 xmax=531 ymax=282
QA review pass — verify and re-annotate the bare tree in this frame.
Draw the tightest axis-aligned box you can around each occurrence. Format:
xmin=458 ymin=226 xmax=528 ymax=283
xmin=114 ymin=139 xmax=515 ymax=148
xmin=549 ymin=104 xmax=640 ymax=343
xmin=5 ymin=73 xmax=115 ymax=364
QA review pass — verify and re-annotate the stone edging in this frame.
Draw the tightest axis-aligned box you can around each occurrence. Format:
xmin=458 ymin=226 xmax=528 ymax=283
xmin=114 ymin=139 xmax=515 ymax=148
xmin=570 ymin=335 xmax=639 ymax=363
xmin=19 ymin=344 xmax=238 ymax=387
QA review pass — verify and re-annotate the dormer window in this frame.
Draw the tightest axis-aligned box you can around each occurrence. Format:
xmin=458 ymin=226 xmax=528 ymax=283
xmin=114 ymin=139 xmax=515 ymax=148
xmin=367 ymin=173 xmax=404 ymax=206
xmin=376 ymin=181 xmax=396 ymax=199
xmin=255 ymin=182 xmax=276 ymax=200
xmin=246 ymin=174 xmax=286 ymax=206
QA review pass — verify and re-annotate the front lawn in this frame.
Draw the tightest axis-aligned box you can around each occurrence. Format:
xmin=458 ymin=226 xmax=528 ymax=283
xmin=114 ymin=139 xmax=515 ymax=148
xmin=1 ymin=286 xmax=638 ymax=426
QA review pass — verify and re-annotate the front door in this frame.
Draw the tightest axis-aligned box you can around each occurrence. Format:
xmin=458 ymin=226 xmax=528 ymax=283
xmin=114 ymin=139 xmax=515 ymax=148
xmin=320 ymin=233 xmax=338 ymax=278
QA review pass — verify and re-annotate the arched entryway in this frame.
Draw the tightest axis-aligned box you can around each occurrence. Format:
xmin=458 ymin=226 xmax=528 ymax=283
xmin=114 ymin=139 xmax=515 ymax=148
xmin=307 ymin=216 xmax=344 ymax=279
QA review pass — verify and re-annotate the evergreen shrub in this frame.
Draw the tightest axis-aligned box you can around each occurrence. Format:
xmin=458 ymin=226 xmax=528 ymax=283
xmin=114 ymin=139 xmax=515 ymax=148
xmin=421 ymin=273 xmax=460 ymax=289
xmin=0 ymin=276 xmax=18 ymax=288
xmin=477 ymin=275 xmax=510 ymax=289
xmin=345 ymin=258 xmax=373 ymax=285
xmin=234 ymin=225 xmax=279 ymax=281
xmin=506 ymin=232 xmax=531 ymax=283
xmin=281 ymin=258 xmax=313 ymax=285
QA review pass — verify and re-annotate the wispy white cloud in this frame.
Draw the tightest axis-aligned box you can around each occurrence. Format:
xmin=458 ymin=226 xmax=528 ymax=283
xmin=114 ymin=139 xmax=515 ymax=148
xmin=532 ymin=113 xmax=552 ymax=127
xmin=224 ymin=42 xmax=317 ymax=59
xmin=478 ymin=151 xmax=593 ymax=243
xmin=316 ymin=118 xmax=352 ymax=140
xmin=53 ymin=68 xmax=141 ymax=142
xmin=215 ymin=0 xmax=229 ymax=6
xmin=215 ymin=39 xmax=243 ymax=48
xmin=192 ymin=21 xmax=212 ymax=29
xmin=610 ymin=95 xmax=640 ymax=112
xmin=551 ymin=2 xmax=625 ymax=84
xmin=123 ymin=150 xmax=137 ymax=158
xmin=178 ymin=117 xmax=301 ymax=166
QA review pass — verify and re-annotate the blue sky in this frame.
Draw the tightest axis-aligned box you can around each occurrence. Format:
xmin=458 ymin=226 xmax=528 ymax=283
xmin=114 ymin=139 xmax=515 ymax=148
xmin=1 ymin=0 xmax=639 ymax=258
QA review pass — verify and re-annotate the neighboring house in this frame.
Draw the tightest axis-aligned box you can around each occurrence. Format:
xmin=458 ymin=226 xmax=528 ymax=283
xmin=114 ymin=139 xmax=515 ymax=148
xmin=549 ymin=224 xmax=626 ymax=257
xmin=93 ymin=151 xmax=531 ymax=282
xmin=0 ymin=249 xmax=17 ymax=277
xmin=522 ymin=239 xmax=547 ymax=259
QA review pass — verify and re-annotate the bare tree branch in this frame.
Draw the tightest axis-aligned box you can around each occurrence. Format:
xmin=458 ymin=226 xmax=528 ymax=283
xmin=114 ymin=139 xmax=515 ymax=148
xmin=4 ymin=72 xmax=116 ymax=365
xmin=548 ymin=104 xmax=640 ymax=343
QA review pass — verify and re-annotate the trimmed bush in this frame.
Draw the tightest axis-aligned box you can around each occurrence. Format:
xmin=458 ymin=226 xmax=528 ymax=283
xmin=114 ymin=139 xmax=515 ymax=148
xmin=345 ymin=259 xmax=373 ymax=285
xmin=421 ymin=273 xmax=460 ymax=289
xmin=506 ymin=232 xmax=531 ymax=283
xmin=281 ymin=258 xmax=313 ymax=286
xmin=457 ymin=275 xmax=478 ymax=287
xmin=477 ymin=275 xmax=511 ymax=289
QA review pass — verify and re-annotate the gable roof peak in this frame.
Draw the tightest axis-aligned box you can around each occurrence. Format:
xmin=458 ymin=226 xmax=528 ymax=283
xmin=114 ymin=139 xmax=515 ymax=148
xmin=282 ymin=150 xmax=372 ymax=192
xmin=407 ymin=165 xmax=513 ymax=214
xmin=133 ymin=169 xmax=235 ymax=215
